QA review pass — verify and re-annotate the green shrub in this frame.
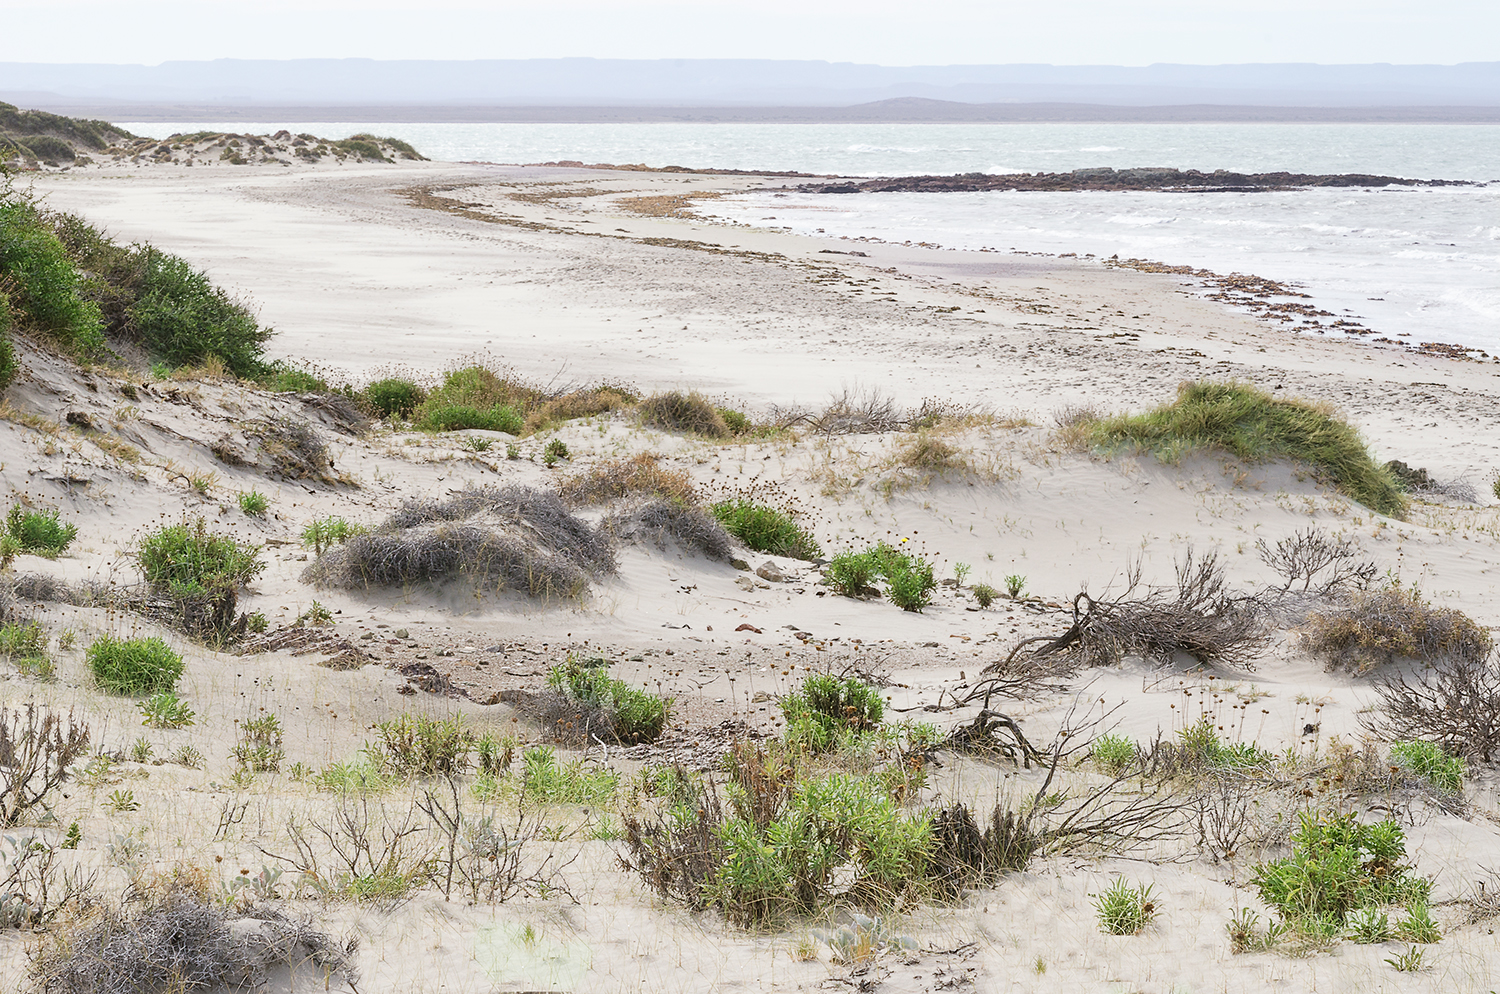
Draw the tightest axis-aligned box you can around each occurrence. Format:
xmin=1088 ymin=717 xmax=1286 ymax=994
xmin=6 ymin=502 xmax=77 ymax=555
xmin=781 ymin=673 xmax=884 ymax=752
xmin=136 ymin=518 xmax=264 ymax=595
xmin=521 ymin=745 xmax=619 ymax=804
xmin=710 ymin=499 xmax=820 ymax=560
xmin=363 ymin=377 xmax=425 ymax=419
xmin=313 ymin=757 xmax=398 ymax=794
xmin=709 ymin=772 xmax=931 ymax=924
xmin=543 ymin=439 xmax=570 ymax=465
xmin=823 ymin=542 xmax=935 ymax=611
xmin=0 ymin=620 xmax=50 ymax=678
xmin=639 ymin=391 xmax=728 ymax=438
xmin=137 ymin=690 xmax=195 ymax=729
xmin=1390 ymin=740 xmax=1464 ymax=793
xmin=87 ymin=635 xmax=184 ymax=695
xmin=236 ymin=490 xmax=268 ymax=516
xmin=136 ymin=518 xmax=264 ymax=636
xmin=971 ymin=583 xmax=998 ymax=608
xmin=824 ymin=548 xmax=881 ymax=596
xmin=1086 ymin=381 xmax=1407 ymax=518
xmin=1004 ymin=574 xmax=1026 ymax=599
xmin=255 ymin=360 xmax=329 ymax=393
xmin=0 ymin=190 xmax=105 ymax=353
xmin=1175 ymin=716 xmax=1271 ymax=769
xmin=718 ymin=407 xmax=751 ymax=434
xmin=129 ymin=249 xmax=269 ymax=376
xmin=1251 ymin=812 xmax=1431 ymax=936
xmin=1094 ymin=878 xmax=1159 ymax=935
xmin=0 ymin=294 xmax=17 ymax=390
xmin=374 ymin=714 xmax=473 ymax=777
xmin=547 ymin=656 xmax=672 ymax=744
xmin=418 ymin=403 xmax=523 ymax=434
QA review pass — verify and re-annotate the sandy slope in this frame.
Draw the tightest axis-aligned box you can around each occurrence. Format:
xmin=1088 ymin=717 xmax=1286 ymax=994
xmin=0 ymin=159 xmax=1497 ymax=992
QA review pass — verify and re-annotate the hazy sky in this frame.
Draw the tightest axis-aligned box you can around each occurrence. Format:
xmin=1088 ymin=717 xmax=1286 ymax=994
xmin=4 ymin=0 xmax=1496 ymax=66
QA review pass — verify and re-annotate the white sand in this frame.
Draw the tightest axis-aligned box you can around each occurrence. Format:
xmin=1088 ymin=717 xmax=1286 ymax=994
xmin=0 ymin=157 xmax=1497 ymax=992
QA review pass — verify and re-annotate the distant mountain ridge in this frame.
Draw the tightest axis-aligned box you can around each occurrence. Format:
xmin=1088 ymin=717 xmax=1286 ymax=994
xmin=3 ymin=59 xmax=1500 ymax=111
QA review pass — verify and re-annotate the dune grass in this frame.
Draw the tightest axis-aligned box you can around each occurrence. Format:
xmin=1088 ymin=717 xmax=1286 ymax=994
xmin=1084 ymin=381 xmax=1407 ymax=518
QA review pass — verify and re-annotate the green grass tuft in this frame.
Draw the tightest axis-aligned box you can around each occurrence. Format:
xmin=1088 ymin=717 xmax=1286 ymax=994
xmin=1085 ymin=381 xmax=1407 ymax=518
xmin=547 ymin=656 xmax=672 ymax=744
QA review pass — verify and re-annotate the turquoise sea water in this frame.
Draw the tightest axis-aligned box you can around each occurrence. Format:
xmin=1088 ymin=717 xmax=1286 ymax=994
xmin=123 ymin=121 xmax=1500 ymax=350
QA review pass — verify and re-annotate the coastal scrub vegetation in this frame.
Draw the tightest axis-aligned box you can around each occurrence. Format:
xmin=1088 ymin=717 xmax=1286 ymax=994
xmin=543 ymin=656 xmax=672 ymax=744
xmin=824 ymin=541 xmax=937 ymax=611
xmin=86 ymin=634 xmax=184 ymax=695
xmin=710 ymin=497 xmax=821 ymax=560
xmin=1300 ymin=584 xmax=1491 ymax=674
xmin=410 ymin=364 xmax=635 ymax=436
xmin=5 ymin=502 xmax=77 ymax=556
xmin=135 ymin=517 xmax=265 ymax=637
xmin=0 ymin=177 xmax=276 ymax=379
xmin=302 ymin=484 xmax=614 ymax=599
xmin=1080 ymin=381 xmax=1407 ymax=518
xmin=639 ymin=390 xmax=729 ymax=438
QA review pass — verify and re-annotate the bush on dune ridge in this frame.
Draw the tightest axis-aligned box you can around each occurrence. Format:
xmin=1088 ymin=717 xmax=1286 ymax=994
xmin=1084 ymin=381 xmax=1407 ymax=518
xmin=1 ymin=180 xmax=272 ymax=376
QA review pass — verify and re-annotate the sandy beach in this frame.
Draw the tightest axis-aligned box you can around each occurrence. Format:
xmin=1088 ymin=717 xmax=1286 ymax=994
xmin=2 ymin=154 xmax=1499 ymax=993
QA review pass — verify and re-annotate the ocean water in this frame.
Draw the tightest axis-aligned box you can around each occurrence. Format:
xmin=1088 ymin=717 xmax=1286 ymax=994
xmin=122 ymin=120 xmax=1500 ymax=350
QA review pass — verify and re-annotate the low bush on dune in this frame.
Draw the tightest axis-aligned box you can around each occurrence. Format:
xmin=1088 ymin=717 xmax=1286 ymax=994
xmin=362 ymin=377 xmax=426 ymax=419
xmin=136 ymin=518 xmax=264 ymax=636
xmin=0 ymin=186 xmax=105 ymax=355
xmin=710 ymin=498 xmax=821 ymax=560
xmin=303 ymin=484 xmax=614 ymax=599
xmin=130 ymin=249 xmax=270 ymax=376
xmin=545 ymin=655 xmax=672 ymax=744
xmin=5 ymin=502 xmax=77 ymax=556
xmin=1083 ymin=381 xmax=1407 ymax=519
xmin=559 ymin=453 xmax=696 ymax=506
xmin=824 ymin=542 xmax=936 ymax=611
xmin=1301 ymin=584 xmax=1491 ymax=674
xmin=780 ymin=673 xmax=884 ymax=752
xmin=0 ymin=292 xmax=18 ymax=388
xmin=87 ymin=634 xmax=183 ymax=695
xmin=605 ymin=499 xmax=730 ymax=559
xmin=639 ymin=390 xmax=729 ymax=438
xmin=418 ymin=403 xmax=524 ymax=434
xmin=2 ymin=180 xmax=273 ymax=377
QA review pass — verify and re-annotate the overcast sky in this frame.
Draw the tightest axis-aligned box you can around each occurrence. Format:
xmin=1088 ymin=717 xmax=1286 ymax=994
xmin=3 ymin=0 xmax=1496 ymax=66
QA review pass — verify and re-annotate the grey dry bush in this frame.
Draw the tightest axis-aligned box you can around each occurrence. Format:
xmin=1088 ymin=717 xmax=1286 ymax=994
xmin=30 ymin=889 xmax=358 ymax=994
xmin=604 ymin=499 xmax=731 ymax=560
xmin=251 ymin=416 xmax=338 ymax=483
xmin=304 ymin=484 xmax=615 ymax=598
xmin=638 ymin=390 xmax=728 ymax=438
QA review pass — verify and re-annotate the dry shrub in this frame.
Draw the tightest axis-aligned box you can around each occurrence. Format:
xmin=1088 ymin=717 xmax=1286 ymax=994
xmin=1053 ymin=402 xmax=1105 ymax=428
xmin=1256 ymin=527 xmax=1376 ymax=596
xmin=526 ymin=385 xmax=635 ymax=431
xmin=1 ymin=703 xmax=90 ymax=826
xmin=605 ymin=499 xmax=730 ymax=559
xmin=303 ymin=485 xmax=613 ymax=598
xmin=895 ymin=432 xmax=961 ymax=471
xmin=30 ymin=887 xmax=357 ymax=994
xmin=1027 ymin=549 xmax=1269 ymax=671
xmin=638 ymin=390 xmax=728 ymax=438
xmin=1301 ymin=586 xmax=1492 ymax=674
xmin=1362 ymin=650 xmax=1500 ymax=761
xmin=557 ymin=453 xmax=695 ymax=506
xmin=251 ymin=416 xmax=337 ymax=483
xmin=297 ymin=391 xmax=370 ymax=436
xmin=928 ymin=804 xmax=1041 ymax=895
